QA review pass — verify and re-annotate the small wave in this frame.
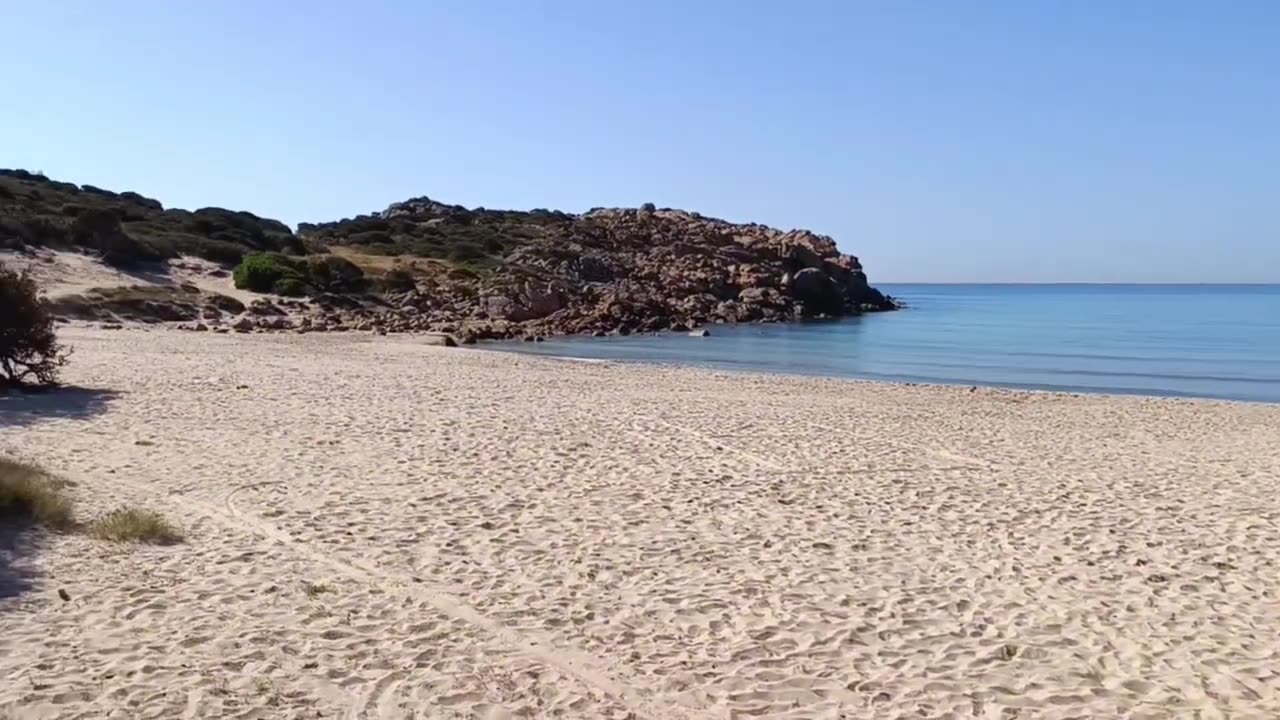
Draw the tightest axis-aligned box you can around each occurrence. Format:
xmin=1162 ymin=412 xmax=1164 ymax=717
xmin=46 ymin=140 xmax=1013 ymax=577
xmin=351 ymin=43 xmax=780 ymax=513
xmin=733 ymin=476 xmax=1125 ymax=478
xmin=883 ymin=359 xmax=1280 ymax=385
xmin=541 ymin=355 xmax=611 ymax=364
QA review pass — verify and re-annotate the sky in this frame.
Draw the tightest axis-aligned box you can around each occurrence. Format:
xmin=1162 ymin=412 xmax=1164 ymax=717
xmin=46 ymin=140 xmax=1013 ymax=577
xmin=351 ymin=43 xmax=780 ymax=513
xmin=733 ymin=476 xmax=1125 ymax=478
xmin=4 ymin=1 xmax=1278 ymax=283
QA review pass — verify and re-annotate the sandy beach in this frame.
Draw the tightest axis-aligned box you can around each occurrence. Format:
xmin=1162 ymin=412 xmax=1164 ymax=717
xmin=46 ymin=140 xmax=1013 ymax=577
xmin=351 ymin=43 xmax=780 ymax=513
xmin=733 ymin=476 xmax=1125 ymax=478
xmin=3 ymin=328 xmax=1280 ymax=719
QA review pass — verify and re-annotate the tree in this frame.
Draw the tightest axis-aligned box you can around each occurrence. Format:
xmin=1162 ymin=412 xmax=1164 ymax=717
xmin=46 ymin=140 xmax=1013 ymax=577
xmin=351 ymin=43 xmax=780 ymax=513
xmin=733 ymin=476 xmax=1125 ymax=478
xmin=0 ymin=262 xmax=69 ymax=387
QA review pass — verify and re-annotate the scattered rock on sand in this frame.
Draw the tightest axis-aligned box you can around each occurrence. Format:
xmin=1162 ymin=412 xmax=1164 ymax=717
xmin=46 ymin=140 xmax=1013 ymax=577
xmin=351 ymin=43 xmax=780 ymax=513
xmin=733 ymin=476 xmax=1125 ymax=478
xmin=260 ymin=316 xmax=292 ymax=331
xmin=421 ymin=333 xmax=458 ymax=347
xmin=248 ymin=299 xmax=284 ymax=316
xmin=205 ymin=295 xmax=246 ymax=315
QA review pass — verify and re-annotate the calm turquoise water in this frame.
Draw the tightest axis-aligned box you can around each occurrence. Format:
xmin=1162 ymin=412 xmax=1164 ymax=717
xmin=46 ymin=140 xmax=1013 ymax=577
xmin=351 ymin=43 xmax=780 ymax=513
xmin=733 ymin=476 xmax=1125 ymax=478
xmin=501 ymin=285 xmax=1280 ymax=403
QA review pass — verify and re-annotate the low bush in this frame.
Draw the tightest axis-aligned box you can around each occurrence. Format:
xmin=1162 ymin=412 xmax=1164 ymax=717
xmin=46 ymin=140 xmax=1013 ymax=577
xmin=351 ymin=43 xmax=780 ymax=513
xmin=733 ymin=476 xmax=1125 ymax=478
xmin=169 ymin=236 xmax=246 ymax=266
xmin=447 ymin=242 xmax=486 ymax=263
xmin=69 ymin=208 xmax=165 ymax=266
xmin=0 ymin=262 xmax=69 ymax=387
xmin=272 ymin=277 xmax=307 ymax=296
xmin=100 ymin=231 xmax=165 ymax=267
xmin=306 ymin=254 xmax=365 ymax=293
xmin=232 ymin=252 xmax=307 ymax=293
xmin=2 ymin=171 xmax=302 ymax=265
xmin=1 ymin=217 xmax=67 ymax=247
xmin=377 ymin=268 xmax=417 ymax=293
xmin=347 ymin=230 xmax=392 ymax=246
xmin=233 ymin=252 xmax=367 ymax=296
xmin=69 ymin=207 xmax=121 ymax=245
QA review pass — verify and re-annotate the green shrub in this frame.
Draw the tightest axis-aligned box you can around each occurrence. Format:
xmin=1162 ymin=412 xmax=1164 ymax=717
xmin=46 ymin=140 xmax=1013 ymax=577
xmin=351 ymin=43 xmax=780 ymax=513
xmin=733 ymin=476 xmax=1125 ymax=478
xmin=100 ymin=232 xmax=166 ymax=267
xmin=170 ymin=236 xmax=246 ymax=266
xmin=272 ymin=277 xmax=307 ymax=296
xmin=69 ymin=208 xmax=165 ymax=266
xmin=448 ymin=243 xmax=486 ymax=263
xmin=69 ymin=208 xmax=122 ymax=246
xmin=1 ymin=171 xmax=300 ymax=263
xmin=233 ymin=252 xmax=306 ymax=293
xmin=348 ymin=230 xmax=392 ymax=246
xmin=306 ymin=254 xmax=365 ymax=293
xmin=10 ymin=217 xmax=68 ymax=246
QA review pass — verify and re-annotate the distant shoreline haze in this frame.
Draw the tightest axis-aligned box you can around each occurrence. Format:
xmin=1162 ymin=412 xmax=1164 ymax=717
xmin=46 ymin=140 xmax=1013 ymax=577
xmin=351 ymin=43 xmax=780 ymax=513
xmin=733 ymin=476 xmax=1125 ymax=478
xmin=877 ymin=282 xmax=1280 ymax=287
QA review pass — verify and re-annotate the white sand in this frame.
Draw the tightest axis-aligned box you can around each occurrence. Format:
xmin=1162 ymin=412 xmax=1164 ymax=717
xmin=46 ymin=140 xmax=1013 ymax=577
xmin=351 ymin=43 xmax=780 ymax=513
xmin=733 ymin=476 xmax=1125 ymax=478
xmin=3 ymin=328 xmax=1280 ymax=719
xmin=1 ymin=249 xmax=267 ymax=303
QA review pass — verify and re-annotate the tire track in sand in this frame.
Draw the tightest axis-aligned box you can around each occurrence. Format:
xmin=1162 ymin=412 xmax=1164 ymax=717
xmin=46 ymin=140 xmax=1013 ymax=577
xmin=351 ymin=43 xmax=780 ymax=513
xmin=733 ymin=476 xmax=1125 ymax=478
xmin=641 ymin=413 xmax=999 ymax=474
xmin=103 ymin=473 xmax=710 ymax=720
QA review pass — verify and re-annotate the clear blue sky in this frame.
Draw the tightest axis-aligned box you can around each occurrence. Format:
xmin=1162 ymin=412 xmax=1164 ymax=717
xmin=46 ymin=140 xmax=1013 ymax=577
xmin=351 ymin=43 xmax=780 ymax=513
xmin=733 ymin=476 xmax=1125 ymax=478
xmin=6 ymin=1 xmax=1278 ymax=282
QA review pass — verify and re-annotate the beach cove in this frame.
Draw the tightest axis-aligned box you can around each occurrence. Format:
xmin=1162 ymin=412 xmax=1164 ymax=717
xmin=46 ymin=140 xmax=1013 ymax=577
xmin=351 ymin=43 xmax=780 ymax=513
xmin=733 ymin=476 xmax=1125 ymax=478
xmin=503 ymin=283 xmax=1280 ymax=404
xmin=3 ymin=328 xmax=1280 ymax=718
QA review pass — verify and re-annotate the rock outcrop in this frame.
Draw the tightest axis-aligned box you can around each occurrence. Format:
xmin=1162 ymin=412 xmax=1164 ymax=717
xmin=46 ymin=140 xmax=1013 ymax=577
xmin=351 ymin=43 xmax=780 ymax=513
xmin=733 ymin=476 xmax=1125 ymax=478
xmin=47 ymin=285 xmax=244 ymax=325
xmin=298 ymin=203 xmax=897 ymax=339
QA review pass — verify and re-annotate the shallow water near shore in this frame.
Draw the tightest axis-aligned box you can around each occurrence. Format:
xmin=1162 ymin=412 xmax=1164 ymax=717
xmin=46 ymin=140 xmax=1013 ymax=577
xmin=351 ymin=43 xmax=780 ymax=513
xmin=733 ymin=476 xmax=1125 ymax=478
xmin=500 ymin=284 xmax=1280 ymax=403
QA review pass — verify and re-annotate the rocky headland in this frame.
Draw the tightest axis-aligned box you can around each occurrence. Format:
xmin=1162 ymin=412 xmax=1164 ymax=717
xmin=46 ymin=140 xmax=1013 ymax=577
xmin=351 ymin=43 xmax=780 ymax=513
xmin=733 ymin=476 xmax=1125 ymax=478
xmin=1 ymin=169 xmax=897 ymax=340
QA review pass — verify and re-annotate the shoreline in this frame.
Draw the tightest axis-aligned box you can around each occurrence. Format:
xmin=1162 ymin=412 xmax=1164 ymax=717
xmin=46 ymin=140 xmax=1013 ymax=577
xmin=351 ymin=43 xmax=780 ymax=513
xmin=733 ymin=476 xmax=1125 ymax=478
xmin=481 ymin=340 xmax=1280 ymax=408
xmin=5 ymin=328 xmax=1280 ymax=718
xmin=33 ymin=320 xmax=1280 ymax=406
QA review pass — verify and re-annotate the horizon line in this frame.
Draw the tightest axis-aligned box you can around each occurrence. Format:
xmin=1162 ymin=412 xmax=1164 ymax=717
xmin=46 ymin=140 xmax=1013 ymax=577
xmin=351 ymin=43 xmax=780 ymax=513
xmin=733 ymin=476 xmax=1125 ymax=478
xmin=877 ymin=281 xmax=1280 ymax=286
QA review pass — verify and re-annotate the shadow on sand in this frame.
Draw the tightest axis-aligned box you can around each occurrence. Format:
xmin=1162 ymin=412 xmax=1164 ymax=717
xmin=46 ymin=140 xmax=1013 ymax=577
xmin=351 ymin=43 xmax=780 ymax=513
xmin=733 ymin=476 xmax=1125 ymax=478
xmin=0 ymin=386 xmax=121 ymax=429
xmin=117 ymin=260 xmax=178 ymax=287
xmin=0 ymin=519 xmax=48 ymax=600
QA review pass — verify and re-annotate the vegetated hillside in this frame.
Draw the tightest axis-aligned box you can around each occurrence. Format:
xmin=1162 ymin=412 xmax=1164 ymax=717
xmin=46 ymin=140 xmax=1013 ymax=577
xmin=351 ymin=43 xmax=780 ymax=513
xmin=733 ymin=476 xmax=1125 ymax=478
xmin=2 ymin=169 xmax=897 ymax=339
xmin=0 ymin=169 xmax=299 ymax=266
xmin=297 ymin=198 xmax=897 ymax=337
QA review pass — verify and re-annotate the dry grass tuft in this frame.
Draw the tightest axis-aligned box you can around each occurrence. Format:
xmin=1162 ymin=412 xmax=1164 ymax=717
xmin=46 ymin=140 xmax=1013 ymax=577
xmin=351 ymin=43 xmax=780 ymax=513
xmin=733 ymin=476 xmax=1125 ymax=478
xmin=302 ymin=581 xmax=333 ymax=598
xmin=3 ymin=457 xmax=185 ymax=545
xmin=88 ymin=506 xmax=183 ymax=544
xmin=0 ymin=458 xmax=76 ymax=531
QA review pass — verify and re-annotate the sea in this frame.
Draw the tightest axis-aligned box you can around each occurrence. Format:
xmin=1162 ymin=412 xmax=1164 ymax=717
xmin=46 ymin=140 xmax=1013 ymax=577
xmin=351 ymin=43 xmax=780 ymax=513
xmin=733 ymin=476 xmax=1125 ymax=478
xmin=500 ymin=284 xmax=1280 ymax=404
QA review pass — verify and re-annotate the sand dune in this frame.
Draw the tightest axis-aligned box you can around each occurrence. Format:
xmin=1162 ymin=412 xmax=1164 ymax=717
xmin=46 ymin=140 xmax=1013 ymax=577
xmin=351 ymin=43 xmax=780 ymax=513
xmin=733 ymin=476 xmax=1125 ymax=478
xmin=1 ymin=249 xmax=264 ymax=303
xmin=3 ymin=328 xmax=1279 ymax=718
